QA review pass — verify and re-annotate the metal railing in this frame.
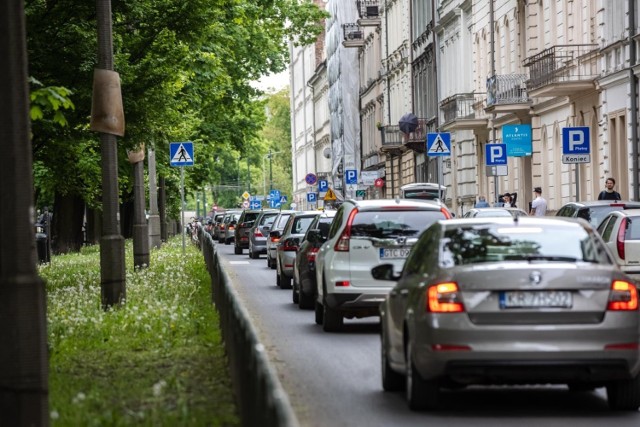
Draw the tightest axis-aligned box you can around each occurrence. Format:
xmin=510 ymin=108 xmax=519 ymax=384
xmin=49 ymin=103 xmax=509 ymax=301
xmin=342 ymin=23 xmax=364 ymax=41
xmin=486 ymin=74 xmax=529 ymax=106
xmin=524 ymin=44 xmax=599 ymax=91
xmin=439 ymin=93 xmax=485 ymax=126
xmin=198 ymin=227 xmax=299 ymax=427
xmin=380 ymin=125 xmax=403 ymax=147
xmin=356 ymin=0 xmax=380 ymax=19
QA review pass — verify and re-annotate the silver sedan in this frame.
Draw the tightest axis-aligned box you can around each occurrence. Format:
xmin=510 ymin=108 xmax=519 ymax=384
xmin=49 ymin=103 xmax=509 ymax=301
xmin=375 ymin=217 xmax=640 ymax=411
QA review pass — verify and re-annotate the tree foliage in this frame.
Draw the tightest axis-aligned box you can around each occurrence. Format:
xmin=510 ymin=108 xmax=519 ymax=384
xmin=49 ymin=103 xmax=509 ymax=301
xmin=25 ymin=0 xmax=327 ymax=250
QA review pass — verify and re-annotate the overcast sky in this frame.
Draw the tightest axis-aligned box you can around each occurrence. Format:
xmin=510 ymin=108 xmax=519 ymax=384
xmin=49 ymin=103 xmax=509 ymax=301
xmin=252 ymin=69 xmax=290 ymax=92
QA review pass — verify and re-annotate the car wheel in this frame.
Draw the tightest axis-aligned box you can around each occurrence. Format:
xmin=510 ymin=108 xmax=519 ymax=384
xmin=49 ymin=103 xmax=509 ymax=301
xmin=314 ymin=301 xmax=323 ymax=325
xmin=225 ymin=238 xmax=231 ymax=245
xmin=292 ymin=279 xmax=299 ymax=304
xmin=606 ymin=374 xmax=640 ymax=410
xmin=298 ymin=282 xmax=314 ymax=310
xmin=276 ymin=263 xmax=281 ymax=287
xmin=249 ymin=246 xmax=257 ymax=259
xmin=266 ymin=254 xmax=272 ymax=268
xmin=322 ymin=302 xmax=343 ymax=332
xmin=234 ymin=245 xmax=242 ymax=255
xmin=381 ymin=325 xmax=404 ymax=391
xmin=280 ymin=272 xmax=291 ymax=289
xmin=406 ymin=341 xmax=439 ymax=411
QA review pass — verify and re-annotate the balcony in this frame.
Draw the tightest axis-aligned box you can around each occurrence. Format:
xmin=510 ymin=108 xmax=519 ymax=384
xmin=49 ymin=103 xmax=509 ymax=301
xmin=524 ymin=44 xmax=599 ymax=97
xmin=379 ymin=125 xmax=407 ymax=153
xmin=403 ymin=117 xmax=436 ymax=153
xmin=439 ymin=93 xmax=488 ymax=132
xmin=356 ymin=0 xmax=381 ymax=27
xmin=342 ymin=23 xmax=364 ymax=48
xmin=485 ymin=74 xmax=531 ymax=120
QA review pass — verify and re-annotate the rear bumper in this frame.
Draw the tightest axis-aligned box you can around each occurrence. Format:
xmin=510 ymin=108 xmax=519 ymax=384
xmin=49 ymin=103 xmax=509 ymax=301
xmin=325 ymin=292 xmax=387 ymax=318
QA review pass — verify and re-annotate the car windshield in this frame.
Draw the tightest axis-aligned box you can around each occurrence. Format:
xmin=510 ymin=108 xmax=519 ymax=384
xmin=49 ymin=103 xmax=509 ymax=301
xmin=440 ymin=224 xmax=612 ymax=266
xmin=474 ymin=209 xmax=512 ymax=218
xmin=351 ymin=210 xmax=447 ymax=239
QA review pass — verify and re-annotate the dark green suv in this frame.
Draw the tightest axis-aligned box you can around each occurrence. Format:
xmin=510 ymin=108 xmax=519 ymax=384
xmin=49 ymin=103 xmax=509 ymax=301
xmin=234 ymin=208 xmax=275 ymax=254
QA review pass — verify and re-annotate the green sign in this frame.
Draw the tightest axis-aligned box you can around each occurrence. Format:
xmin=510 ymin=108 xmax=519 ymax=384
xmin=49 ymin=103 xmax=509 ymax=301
xmin=356 ymin=190 xmax=366 ymax=197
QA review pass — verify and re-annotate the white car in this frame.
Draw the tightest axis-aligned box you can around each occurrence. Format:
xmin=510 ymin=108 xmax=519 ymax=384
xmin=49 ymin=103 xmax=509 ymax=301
xmin=597 ymin=208 xmax=640 ymax=280
xmin=314 ymin=199 xmax=452 ymax=332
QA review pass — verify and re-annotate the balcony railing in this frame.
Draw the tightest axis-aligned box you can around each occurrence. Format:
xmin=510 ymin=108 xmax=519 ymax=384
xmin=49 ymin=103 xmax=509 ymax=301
xmin=342 ymin=23 xmax=364 ymax=47
xmin=356 ymin=0 xmax=380 ymax=19
xmin=439 ymin=93 xmax=485 ymax=126
xmin=486 ymin=74 xmax=529 ymax=106
xmin=380 ymin=125 xmax=403 ymax=150
xmin=524 ymin=44 xmax=599 ymax=93
xmin=404 ymin=117 xmax=436 ymax=153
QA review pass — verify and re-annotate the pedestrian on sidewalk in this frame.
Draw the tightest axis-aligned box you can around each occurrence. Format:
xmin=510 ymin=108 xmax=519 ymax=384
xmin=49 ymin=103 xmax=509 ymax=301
xmin=597 ymin=177 xmax=622 ymax=201
xmin=530 ymin=187 xmax=547 ymax=216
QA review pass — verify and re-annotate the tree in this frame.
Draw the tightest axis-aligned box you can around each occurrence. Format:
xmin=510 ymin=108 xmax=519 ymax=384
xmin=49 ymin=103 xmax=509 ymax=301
xmin=25 ymin=0 xmax=327 ymax=252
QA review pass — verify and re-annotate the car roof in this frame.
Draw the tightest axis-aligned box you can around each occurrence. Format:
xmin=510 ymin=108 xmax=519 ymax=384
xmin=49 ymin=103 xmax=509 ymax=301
xmin=441 ymin=216 xmax=587 ymax=229
xmin=562 ymin=200 xmax=640 ymax=207
xmin=347 ymin=198 xmax=448 ymax=211
xmin=604 ymin=208 xmax=640 ymax=217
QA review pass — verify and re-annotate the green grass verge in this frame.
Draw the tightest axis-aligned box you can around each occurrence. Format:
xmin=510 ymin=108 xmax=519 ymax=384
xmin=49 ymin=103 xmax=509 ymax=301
xmin=40 ymin=237 xmax=239 ymax=426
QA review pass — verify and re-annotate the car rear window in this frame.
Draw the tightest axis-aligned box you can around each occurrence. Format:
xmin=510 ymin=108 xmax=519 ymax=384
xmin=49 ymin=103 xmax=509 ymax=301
xmin=351 ymin=210 xmax=447 ymax=239
xmin=292 ymin=216 xmax=317 ymax=234
xmin=260 ymin=213 xmax=277 ymax=226
xmin=578 ymin=206 xmax=623 ymax=227
xmin=441 ymin=224 xmax=611 ymax=266
xmin=275 ymin=214 xmax=291 ymax=230
xmin=625 ymin=217 xmax=640 ymax=240
xmin=242 ymin=212 xmax=260 ymax=223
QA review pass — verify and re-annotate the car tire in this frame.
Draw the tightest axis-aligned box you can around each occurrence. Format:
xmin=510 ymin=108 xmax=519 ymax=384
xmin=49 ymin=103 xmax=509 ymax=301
xmin=606 ymin=374 xmax=640 ymax=410
xmin=249 ymin=246 xmax=258 ymax=259
xmin=280 ymin=271 xmax=291 ymax=289
xmin=234 ymin=245 xmax=242 ymax=255
xmin=292 ymin=280 xmax=299 ymax=304
xmin=225 ymin=238 xmax=231 ymax=245
xmin=406 ymin=341 xmax=439 ymax=411
xmin=298 ymin=284 xmax=314 ymax=310
xmin=314 ymin=301 xmax=323 ymax=325
xmin=322 ymin=302 xmax=343 ymax=332
xmin=381 ymin=326 xmax=404 ymax=391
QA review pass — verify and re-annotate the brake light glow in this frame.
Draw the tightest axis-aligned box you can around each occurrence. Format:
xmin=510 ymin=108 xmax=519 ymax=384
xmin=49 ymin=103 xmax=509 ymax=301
xmin=254 ymin=229 xmax=264 ymax=237
xmin=307 ymin=247 xmax=319 ymax=262
xmin=283 ymin=242 xmax=298 ymax=251
xmin=335 ymin=281 xmax=350 ymax=287
xmin=607 ymin=280 xmax=639 ymax=311
xmin=604 ymin=343 xmax=640 ymax=350
xmin=427 ymin=282 xmax=464 ymax=313
xmin=334 ymin=208 xmax=359 ymax=252
xmin=432 ymin=344 xmax=471 ymax=351
xmin=617 ymin=218 xmax=627 ymax=260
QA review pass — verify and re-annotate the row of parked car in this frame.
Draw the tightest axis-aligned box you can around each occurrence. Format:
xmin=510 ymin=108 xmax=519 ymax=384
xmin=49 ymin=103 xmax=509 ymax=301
xmin=207 ymin=198 xmax=640 ymax=412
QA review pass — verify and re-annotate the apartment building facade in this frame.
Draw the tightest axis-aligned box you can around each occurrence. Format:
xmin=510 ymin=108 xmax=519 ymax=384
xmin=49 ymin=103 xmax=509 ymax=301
xmin=290 ymin=0 xmax=640 ymax=213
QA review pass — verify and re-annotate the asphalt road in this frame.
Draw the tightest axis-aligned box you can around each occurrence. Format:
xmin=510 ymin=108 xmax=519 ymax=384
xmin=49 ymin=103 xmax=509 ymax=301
xmin=215 ymin=242 xmax=640 ymax=427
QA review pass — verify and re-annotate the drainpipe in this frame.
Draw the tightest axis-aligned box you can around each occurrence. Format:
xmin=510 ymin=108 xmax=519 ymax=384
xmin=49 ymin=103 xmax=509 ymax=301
xmin=490 ymin=0 xmax=498 ymax=205
xmin=432 ymin=0 xmax=440 ymax=183
xmin=630 ymin=0 xmax=639 ymax=200
xmin=384 ymin=0 xmax=394 ymax=197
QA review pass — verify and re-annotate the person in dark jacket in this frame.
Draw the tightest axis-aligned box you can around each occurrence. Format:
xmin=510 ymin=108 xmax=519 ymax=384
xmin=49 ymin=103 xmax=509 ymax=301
xmin=598 ymin=177 xmax=622 ymax=200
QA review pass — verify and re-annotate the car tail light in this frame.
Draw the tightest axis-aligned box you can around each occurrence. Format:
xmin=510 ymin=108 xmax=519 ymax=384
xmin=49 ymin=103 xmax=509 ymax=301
xmin=283 ymin=241 xmax=298 ymax=251
xmin=441 ymin=207 xmax=452 ymax=219
xmin=220 ymin=225 xmax=225 ymax=230
xmin=254 ymin=229 xmax=264 ymax=237
xmin=335 ymin=280 xmax=350 ymax=287
xmin=229 ymin=225 xmax=235 ymax=231
xmin=617 ymin=218 xmax=627 ymax=260
xmin=270 ymin=236 xmax=280 ymax=243
xmin=427 ymin=282 xmax=465 ymax=313
xmin=608 ymin=280 xmax=638 ymax=311
xmin=604 ymin=343 xmax=640 ymax=350
xmin=432 ymin=344 xmax=471 ymax=351
xmin=307 ymin=247 xmax=319 ymax=262
xmin=334 ymin=208 xmax=359 ymax=252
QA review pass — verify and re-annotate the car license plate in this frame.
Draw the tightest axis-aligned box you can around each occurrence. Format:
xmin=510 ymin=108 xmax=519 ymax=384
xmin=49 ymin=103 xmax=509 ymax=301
xmin=500 ymin=291 xmax=572 ymax=309
xmin=380 ymin=248 xmax=410 ymax=259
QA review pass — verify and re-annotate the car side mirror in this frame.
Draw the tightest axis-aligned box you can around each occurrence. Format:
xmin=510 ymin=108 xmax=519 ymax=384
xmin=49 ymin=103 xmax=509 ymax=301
xmin=371 ymin=264 xmax=401 ymax=281
xmin=306 ymin=229 xmax=323 ymax=244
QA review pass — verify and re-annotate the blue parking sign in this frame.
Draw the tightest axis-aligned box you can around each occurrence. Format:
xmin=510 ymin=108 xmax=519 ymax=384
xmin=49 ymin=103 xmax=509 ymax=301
xmin=318 ymin=179 xmax=328 ymax=193
xmin=307 ymin=193 xmax=317 ymax=203
xmin=562 ymin=127 xmax=590 ymax=164
xmin=345 ymin=170 xmax=358 ymax=185
xmin=485 ymin=143 xmax=507 ymax=166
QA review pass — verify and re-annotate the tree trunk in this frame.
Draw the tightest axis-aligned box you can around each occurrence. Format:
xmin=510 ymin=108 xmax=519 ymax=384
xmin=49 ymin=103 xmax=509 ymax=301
xmin=85 ymin=206 xmax=101 ymax=245
xmin=120 ymin=196 xmax=134 ymax=239
xmin=52 ymin=192 xmax=85 ymax=254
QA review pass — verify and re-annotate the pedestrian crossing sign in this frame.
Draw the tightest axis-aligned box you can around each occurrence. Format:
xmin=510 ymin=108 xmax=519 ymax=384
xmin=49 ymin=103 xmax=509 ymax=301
xmin=426 ymin=133 xmax=451 ymax=157
xmin=170 ymin=142 xmax=194 ymax=166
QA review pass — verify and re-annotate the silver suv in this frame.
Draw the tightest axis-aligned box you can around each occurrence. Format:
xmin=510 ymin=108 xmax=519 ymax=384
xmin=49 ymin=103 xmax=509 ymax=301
xmin=314 ymin=199 xmax=452 ymax=332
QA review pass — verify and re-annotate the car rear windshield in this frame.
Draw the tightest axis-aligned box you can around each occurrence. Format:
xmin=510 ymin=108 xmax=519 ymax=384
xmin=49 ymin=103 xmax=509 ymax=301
xmin=242 ymin=212 xmax=260 ymax=224
xmin=260 ymin=213 xmax=278 ymax=226
xmin=292 ymin=216 xmax=317 ymax=234
xmin=624 ymin=217 xmax=640 ymax=240
xmin=440 ymin=224 xmax=611 ymax=266
xmin=578 ymin=206 xmax=626 ymax=227
xmin=351 ymin=210 xmax=447 ymax=239
xmin=274 ymin=214 xmax=291 ymax=230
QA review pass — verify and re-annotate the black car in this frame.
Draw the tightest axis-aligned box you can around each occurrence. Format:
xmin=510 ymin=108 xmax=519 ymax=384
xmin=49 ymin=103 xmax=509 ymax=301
xmin=555 ymin=200 xmax=640 ymax=229
xmin=292 ymin=210 xmax=336 ymax=309
xmin=234 ymin=209 xmax=275 ymax=254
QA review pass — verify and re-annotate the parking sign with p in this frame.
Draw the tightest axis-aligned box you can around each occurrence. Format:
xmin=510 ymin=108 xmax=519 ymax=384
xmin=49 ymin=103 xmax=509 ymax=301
xmin=345 ymin=169 xmax=358 ymax=185
xmin=485 ymin=143 xmax=507 ymax=165
xmin=562 ymin=126 xmax=590 ymax=164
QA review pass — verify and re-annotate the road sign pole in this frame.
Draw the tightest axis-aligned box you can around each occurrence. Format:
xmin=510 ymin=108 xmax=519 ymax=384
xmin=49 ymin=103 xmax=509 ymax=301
xmin=180 ymin=167 xmax=185 ymax=255
xmin=575 ymin=166 xmax=580 ymax=202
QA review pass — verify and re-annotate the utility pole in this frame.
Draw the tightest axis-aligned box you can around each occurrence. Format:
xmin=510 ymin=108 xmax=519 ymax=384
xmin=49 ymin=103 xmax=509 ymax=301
xmin=269 ymin=149 xmax=274 ymax=191
xmin=0 ymin=1 xmax=49 ymax=424
xmin=128 ymin=147 xmax=149 ymax=268
xmin=92 ymin=0 xmax=126 ymax=308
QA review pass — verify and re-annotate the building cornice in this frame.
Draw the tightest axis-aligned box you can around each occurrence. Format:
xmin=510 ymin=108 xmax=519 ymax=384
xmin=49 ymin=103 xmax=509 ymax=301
xmin=530 ymin=96 xmax=571 ymax=116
